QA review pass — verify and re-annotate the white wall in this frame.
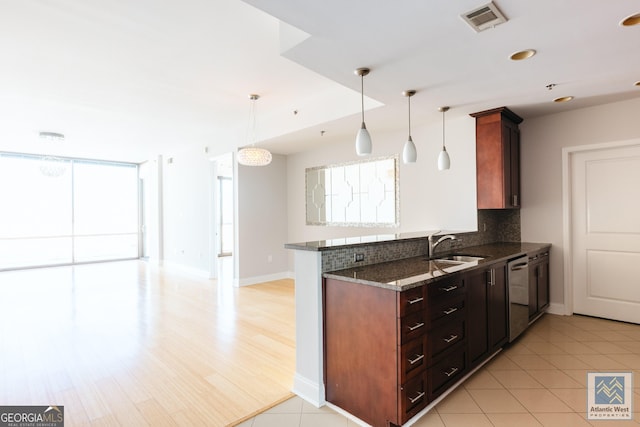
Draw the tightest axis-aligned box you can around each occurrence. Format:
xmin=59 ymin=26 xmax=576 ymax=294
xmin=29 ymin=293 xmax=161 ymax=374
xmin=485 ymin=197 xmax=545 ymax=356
xmin=520 ymin=97 xmax=640 ymax=307
xmin=286 ymin=115 xmax=478 ymax=248
xmin=139 ymin=157 xmax=163 ymax=260
xmin=237 ymin=153 xmax=290 ymax=284
xmin=161 ymin=149 xmax=213 ymax=276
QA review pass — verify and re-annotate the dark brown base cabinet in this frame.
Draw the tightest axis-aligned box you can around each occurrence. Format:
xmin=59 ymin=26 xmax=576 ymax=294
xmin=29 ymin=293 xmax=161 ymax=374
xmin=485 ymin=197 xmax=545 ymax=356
xmin=528 ymin=250 xmax=550 ymax=321
xmin=324 ymin=254 xmax=544 ymax=427
xmin=466 ymin=261 xmax=509 ymax=368
xmin=324 ymin=274 xmax=467 ymax=427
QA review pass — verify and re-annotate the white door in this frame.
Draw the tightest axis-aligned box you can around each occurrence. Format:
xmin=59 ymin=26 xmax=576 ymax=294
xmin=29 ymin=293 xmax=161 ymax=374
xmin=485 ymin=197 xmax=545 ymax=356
xmin=571 ymin=142 xmax=640 ymax=323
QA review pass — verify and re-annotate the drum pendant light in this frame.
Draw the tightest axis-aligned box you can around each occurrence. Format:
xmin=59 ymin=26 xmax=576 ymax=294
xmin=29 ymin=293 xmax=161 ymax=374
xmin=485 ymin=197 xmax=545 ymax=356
xmin=437 ymin=106 xmax=451 ymax=170
xmin=354 ymin=68 xmax=372 ymax=156
xmin=237 ymin=94 xmax=272 ymax=166
xmin=402 ymin=90 xmax=417 ymax=163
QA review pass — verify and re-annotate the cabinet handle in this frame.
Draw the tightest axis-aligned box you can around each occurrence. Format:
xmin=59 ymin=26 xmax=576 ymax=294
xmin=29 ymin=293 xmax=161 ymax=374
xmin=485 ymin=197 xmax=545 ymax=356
xmin=440 ymin=285 xmax=458 ymax=292
xmin=408 ymin=322 xmax=425 ymax=331
xmin=444 ymin=367 xmax=459 ymax=377
xmin=408 ymin=354 xmax=425 ymax=365
xmin=486 ymin=269 xmax=496 ymax=286
xmin=443 ymin=334 xmax=459 ymax=343
xmin=408 ymin=391 xmax=425 ymax=404
xmin=513 ymin=194 xmax=519 ymax=207
xmin=443 ymin=307 xmax=458 ymax=315
xmin=408 ymin=297 xmax=424 ymax=305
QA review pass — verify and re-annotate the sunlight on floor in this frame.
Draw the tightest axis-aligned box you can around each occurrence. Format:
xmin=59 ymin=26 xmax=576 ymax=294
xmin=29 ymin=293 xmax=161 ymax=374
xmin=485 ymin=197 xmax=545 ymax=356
xmin=0 ymin=260 xmax=295 ymax=426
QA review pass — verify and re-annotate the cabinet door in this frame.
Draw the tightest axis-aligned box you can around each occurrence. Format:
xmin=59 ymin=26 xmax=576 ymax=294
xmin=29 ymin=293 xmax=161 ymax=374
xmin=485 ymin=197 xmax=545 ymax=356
xmin=472 ymin=107 xmax=523 ymax=209
xmin=537 ymin=258 xmax=549 ymax=312
xmin=528 ymin=263 xmax=538 ymax=319
xmin=466 ymin=268 xmax=488 ymax=366
xmin=505 ymin=121 xmax=521 ymax=208
xmin=488 ymin=262 xmax=508 ymax=351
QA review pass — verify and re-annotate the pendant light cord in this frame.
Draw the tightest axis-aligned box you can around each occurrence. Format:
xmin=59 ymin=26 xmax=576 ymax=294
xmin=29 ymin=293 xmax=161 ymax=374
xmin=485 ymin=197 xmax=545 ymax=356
xmin=408 ymin=95 xmax=412 ymax=137
xmin=442 ymin=109 xmax=446 ymax=150
xmin=248 ymin=95 xmax=257 ymax=146
xmin=360 ymin=75 xmax=365 ymax=123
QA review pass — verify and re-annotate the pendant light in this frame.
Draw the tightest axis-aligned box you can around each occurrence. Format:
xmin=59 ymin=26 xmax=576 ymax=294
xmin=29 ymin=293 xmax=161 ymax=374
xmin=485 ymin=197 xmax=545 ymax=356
xmin=402 ymin=90 xmax=417 ymax=163
xmin=237 ymin=94 xmax=272 ymax=166
xmin=437 ymin=106 xmax=451 ymax=170
xmin=38 ymin=131 xmax=67 ymax=177
xmin=354 ymin=67 xmax=372 ymax=156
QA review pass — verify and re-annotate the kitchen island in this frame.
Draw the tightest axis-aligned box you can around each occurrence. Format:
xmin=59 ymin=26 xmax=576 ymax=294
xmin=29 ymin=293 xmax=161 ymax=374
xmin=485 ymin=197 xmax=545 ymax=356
xmin=323 ymin=242 xmax=549 ymax=427
xmin=285 ymin=231 xmax=549 ymax=426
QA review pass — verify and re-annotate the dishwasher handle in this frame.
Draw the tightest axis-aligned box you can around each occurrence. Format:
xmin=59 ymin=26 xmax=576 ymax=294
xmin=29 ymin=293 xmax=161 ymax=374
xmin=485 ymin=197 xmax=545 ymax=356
xmin=510 ymin=262 xmax=528 ymax=271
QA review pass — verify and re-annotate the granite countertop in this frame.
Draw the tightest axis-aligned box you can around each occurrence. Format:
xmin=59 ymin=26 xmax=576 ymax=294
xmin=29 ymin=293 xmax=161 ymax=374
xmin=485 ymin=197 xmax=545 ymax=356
xmin=323 ymin=242 xmax=550 ymax=291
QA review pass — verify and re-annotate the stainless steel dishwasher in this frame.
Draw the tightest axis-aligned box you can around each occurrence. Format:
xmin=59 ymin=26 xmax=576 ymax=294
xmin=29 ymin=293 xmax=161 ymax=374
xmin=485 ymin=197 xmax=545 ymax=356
xmin=508 ymin=255 xmax=529 ymax=342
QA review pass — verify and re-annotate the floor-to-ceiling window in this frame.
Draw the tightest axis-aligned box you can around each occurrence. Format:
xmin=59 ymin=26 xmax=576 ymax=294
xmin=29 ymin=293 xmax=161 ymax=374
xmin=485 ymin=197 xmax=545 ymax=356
xmin=215 ymin=153 xmax=234 ymax=258
xmin=0 ymin=153 xmax=139 ymax=270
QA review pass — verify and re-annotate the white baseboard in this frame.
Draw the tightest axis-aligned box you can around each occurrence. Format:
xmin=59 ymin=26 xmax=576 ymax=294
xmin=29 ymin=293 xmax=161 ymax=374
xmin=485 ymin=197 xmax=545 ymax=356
xmin=292 ymin=373 xmax=326 ymax=408
xmin=546 ymin=302 xmax=567 ymax=316
xmin=237 ymin=271 xmax=294 ymax=287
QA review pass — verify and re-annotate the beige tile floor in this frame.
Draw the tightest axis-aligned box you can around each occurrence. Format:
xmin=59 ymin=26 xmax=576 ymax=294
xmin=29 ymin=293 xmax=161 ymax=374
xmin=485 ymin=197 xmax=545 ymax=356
xmin=235 ymin=314 xmax=640 ymax=427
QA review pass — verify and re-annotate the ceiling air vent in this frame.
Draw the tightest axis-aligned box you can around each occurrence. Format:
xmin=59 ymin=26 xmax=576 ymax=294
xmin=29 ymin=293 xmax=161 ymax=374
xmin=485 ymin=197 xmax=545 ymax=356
xmin=461 ymin=2 xmax=507 ymax=32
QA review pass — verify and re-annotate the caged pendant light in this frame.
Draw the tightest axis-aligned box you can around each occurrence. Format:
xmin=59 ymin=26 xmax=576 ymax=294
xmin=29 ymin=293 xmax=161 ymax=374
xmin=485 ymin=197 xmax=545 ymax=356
xmin=237 ymin=94 xmax=272 ymax=166
xmin=402 ymin=90 xmax=417 ymax=163
xmin=437 ymin=106 xmax=451 ymax=170
xmin=354 ymin=68 xmax=372 ymax=156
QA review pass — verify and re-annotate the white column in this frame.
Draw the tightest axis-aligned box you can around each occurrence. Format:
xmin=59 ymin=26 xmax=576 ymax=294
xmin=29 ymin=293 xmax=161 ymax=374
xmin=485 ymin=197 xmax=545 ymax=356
xmin=291 ymin=249 xmax=326 ymax=407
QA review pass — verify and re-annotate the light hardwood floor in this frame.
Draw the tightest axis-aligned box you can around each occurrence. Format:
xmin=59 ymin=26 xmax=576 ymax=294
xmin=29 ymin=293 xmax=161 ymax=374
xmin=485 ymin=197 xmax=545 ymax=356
xmin=0 ymin=260 xmax=296 ymax=426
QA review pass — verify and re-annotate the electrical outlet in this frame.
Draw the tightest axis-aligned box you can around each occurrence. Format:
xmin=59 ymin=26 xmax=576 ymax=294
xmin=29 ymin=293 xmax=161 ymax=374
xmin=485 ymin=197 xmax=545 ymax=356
xmin=354 ymin=253 xmax=365 ymax=262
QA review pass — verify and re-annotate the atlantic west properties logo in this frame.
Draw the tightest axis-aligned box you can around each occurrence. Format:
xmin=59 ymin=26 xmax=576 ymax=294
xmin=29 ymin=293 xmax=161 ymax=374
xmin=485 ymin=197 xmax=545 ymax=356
xmin=0 ymin=405 xmax=64 ymax=427
xmin=587 ymin=372 xmax=633 ymax=420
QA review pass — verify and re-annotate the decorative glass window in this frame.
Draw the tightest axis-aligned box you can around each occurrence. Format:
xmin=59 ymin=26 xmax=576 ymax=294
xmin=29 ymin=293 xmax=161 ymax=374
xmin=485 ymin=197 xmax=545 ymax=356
xmin=305 ymin=156 xmax=399 ymax=227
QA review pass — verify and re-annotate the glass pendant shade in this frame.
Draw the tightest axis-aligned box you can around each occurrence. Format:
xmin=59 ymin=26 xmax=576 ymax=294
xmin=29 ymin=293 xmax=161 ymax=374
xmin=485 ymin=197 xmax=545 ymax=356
xmin=402 ymin=90 xmax=417 ymax=164
xmin=438 ymin=147 xmax=450 ymax=170
xmin=354 ymin=68 xmax=372 ymax=156
xmin=356 ymin=122 xmax=372 ymax=156
xmin=237 ymin=147 xmax=272 ymax=166
xmin=403 ymin=136 xmax=417 ymax=163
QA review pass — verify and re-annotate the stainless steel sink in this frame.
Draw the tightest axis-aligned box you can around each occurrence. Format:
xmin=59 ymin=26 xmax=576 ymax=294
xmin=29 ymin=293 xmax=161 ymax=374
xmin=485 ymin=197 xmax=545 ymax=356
xmin=435 ymin=255 xmax=485 ymax=263
xmin=429 ymin=259 xmax=464 ymax=266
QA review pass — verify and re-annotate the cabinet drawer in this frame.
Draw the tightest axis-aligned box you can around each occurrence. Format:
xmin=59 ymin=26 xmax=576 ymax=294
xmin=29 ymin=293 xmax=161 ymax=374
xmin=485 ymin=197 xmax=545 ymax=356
xmin=429 ymin=295 xmax=465 ymax=324
xmin=399 ymin=373 xmax=428 ymax=423
xmin=428 ymin=319 xmax=465 ymax=360
xmin=399 ymin=311 xmax=427 ymax=343
xmin=398 ymin=286 xmax=426 ymax=317
xmin=399 ymin=337 xmax=427 ymax=382
xmin=428 ymin=276 xmax=465 ymax=302
xmin=429 ymin=347 xmax=466 ymax=399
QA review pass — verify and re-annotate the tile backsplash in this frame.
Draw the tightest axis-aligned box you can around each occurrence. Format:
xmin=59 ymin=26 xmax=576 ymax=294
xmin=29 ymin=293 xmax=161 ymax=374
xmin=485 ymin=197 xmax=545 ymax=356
xmin=321 ymin=209 xmax=521 ymax=272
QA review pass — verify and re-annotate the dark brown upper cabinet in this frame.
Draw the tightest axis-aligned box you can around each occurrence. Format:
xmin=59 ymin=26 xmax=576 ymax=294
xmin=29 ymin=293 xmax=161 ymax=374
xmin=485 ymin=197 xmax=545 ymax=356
xmin=470 ymin=107 xmax=523 ymax=209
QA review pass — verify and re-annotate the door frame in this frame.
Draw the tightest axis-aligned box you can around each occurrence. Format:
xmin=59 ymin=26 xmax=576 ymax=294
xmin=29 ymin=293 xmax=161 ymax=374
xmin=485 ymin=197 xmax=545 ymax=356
xmin=562 ymin=138 xmax=640 ymax=316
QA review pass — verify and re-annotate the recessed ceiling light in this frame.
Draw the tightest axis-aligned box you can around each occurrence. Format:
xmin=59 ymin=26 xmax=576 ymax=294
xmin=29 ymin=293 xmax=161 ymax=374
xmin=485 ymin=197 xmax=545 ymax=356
xmin=553 ymin=96 xmax=574 ymax=103
xmin=510 ymin=49 xmax=536 ymax=61
xmin=39 ymin=131 xmax=65 ymax=141
xmin=620 ymin=13 xmax=640 ymax=26
xmin=635 ymin=81 xmax=640 ymax=87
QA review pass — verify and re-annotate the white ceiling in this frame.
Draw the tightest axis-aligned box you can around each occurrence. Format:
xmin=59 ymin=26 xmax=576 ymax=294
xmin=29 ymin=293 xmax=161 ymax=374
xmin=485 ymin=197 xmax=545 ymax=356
xmin=1 ymin=0 xmax=639 ymax=162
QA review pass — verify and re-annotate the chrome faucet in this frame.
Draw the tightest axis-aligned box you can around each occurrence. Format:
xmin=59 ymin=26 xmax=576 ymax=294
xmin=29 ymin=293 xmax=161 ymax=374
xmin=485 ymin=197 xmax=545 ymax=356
xmin=428 ymin=234 xmax=456 ymax=258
